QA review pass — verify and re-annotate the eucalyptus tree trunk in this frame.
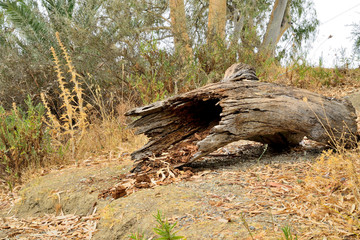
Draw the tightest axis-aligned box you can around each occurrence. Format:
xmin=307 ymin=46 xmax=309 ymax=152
xmin=169 ymin=0 xmax=193 ymax=61
xmin=207 ymin=0 xmax=227 ymax=44
xmin=259 ymin=0 xmax=291 ymax=56
xmin=230 ymin=10 xmax=244 ymax=46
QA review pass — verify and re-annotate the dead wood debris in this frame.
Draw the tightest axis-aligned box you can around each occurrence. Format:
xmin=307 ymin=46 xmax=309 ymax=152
xmin=1 ymin=183 xmax=99 ymax=240
xmin=0 ymin=213 xmax=99 ymax=239
xmin=98 ymin=152 xmax=195 ymax=200
xmin=98 ymin=131 xmax=204 ymax=200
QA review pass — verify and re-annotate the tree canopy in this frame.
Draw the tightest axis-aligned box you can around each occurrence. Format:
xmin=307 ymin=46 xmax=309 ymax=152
xmin=351 ymin=21 xmax=360 ymax=56
xmin=0 ymin=0 xmax=319 ymax=108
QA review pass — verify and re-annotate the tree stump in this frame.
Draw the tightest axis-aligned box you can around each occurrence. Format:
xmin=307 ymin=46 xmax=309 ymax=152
xmin=126 ymin=80 xmax=357 ymax=168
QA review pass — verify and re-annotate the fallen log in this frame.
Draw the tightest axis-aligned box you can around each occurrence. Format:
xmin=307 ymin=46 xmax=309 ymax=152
xmin=126 ymin=74 xmax=357 ymax=168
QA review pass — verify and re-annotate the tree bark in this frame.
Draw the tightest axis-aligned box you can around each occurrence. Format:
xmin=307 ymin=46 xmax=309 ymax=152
xmin=259 ymin=0 xmax=291 ymax=56
xmin=230 ymin=10 xmax=244 ymax=46
xmin=208 ymin=0 xmax=227 ymax=43
xmin=169 ymin=0 xmax=193 ymax=61
xmin=126 ymin=80 xmax=357 ymax=165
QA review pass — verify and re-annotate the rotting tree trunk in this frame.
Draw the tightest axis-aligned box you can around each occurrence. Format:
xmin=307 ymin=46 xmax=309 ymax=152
xmin=126 ymin=80 xmax=357 ymax=167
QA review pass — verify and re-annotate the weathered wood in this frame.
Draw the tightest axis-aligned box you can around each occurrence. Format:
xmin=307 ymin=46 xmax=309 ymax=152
xmin=126 ymin=80 xmax=357 ymax=163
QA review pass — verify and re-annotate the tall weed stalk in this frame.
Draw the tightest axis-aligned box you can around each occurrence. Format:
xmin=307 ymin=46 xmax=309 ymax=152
xmin=41 ymin=32 xmax=88 ymax=161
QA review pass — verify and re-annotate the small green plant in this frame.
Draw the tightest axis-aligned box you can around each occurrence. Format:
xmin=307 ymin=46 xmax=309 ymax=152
xmin=153 ymin=211 xmax=185 ymax=240
xmin=129 ymin=211 xmax=185 ymax=240
xmin=129 ymin=232 xmax=146 ymax=240
xmin=0 ymin=96 xmax=51 ymax=189
xmin=281 ymin=224 xmax=298 ymax=240
xmin=240 ymin=212 xmax=254 ymax=240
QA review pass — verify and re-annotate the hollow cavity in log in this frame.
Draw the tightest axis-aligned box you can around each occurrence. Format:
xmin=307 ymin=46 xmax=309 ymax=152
xmin=126 ymin=81 xmax=357 ymax=170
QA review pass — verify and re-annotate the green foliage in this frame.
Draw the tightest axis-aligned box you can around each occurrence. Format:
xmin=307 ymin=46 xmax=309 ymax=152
xmin=0 ymin=0 xmax=320 ymax=110
xmin=42 ymin=0 xmax=75 ymax=19
xmin=289 ymin=0 xmax=319 ymax=44
xmin=280 ymin=225 xmax=298 ymax=240
xmin=129 ymin=211 xmax=185 ymax=240
xmin=186 ymin=0 xmax=318 ymax=60
xmin=153 ymin=211 xmax=185 ymax=240
xmin=0 ymin=0 xmax=51 ymax=45
xmin=129 ymin=232 xmax=146 ymax=240
xmin=0 ymin=96 xmax=51 ymax=189
xmin=351 ymin=21 xmax=360 ymax=55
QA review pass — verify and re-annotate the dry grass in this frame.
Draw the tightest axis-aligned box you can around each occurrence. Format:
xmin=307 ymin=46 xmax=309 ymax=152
xmin=209 ymin=148 xmax=360 ymax=239
xmin=293 ymin=149 xmax=360 ymax=238
xmin=75 ymin=104 xmax=148 ymax=161
xmin=258 ymin=64 xmax=360 ymax=237
xmin=260 ymin=63 xmax=360 ymax=98
xmin=40 ymin=33 xmax=146 ymax=166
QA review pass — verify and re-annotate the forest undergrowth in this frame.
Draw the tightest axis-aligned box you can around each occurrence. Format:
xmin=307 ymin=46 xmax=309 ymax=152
xmin=0 ymin=33 xmax=360 ymax=239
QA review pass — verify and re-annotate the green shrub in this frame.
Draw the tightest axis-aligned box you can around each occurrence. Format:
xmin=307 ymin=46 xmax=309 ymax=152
xmin=153 ymin=210 xmax=185 ymax=240
xmin=0 ymin=96 xmax=51 ymax=189
xmin=130 ymin=210 xmax=185 ymax=240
